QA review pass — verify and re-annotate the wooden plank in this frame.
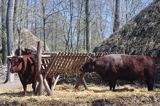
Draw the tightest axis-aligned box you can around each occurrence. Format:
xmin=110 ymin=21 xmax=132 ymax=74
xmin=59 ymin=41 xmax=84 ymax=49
xmin=43 ymin=56 xmax=55 ymax=78
xmin=62 ymin=53 xmax=72 ymax=75
xmin=69 ymin=53 xmax=82 ymax=75
xmin=55 ymin=52 xmax=65 ymax=75
xmin=49 ymin=52 xmax=65 ymax=76
xmin=44 ymin=53 xmax=59 ymax=78
xmin=58 ymin=52 xmax=67 ymax=72
xmin=74 ymin=53 xmax=87 ymax=74
xmin=70 ymin=53 xmax=80 ymax=73
xmin=64 ymin=52 xmax=75 ymax=74
xmin=47 ymin=52 xmax=61 ymax=77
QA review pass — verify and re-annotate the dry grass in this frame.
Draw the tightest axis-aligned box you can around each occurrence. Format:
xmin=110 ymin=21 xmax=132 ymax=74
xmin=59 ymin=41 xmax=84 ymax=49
xmin=0 ymin=83 xmax=159 ymax=105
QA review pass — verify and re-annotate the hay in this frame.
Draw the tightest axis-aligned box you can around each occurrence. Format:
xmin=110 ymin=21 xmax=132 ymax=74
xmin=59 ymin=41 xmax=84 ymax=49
xmin=0 ymin=83 xmax=159 ymax=105
xmin=15 ymin=28 xmax=50 ymax=51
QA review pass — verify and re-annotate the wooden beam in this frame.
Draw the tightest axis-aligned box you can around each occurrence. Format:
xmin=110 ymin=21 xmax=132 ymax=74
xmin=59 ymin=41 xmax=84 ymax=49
xmin=43 ymin=78 xmax=52 ymax=95
xmin=37 ymin=41 xmax=53 ymax=96
xmin=75 ymin=73 xmax=88 ymax=90
xmin=36 ymin=41 xmax=44 ymax=95
xmin=52 ymin=75 xmax=60 ymax=91
xmin=41 ymin=54 xmax=52 ymax=58
xmin=82 ymin=75 xmax=88 ymax=90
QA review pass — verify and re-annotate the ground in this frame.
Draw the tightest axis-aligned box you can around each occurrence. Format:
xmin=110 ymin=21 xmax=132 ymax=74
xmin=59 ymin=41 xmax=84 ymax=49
xmin=1 ymin=67 xmax=160 ymax=106
xmin=0 ymin=79 xmax=160 ymax=106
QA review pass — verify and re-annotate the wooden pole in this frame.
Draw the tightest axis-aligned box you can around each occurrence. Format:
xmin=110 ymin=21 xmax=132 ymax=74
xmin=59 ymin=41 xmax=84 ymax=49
xmin=37 ymin=41 xmax=44 ymax=95
xmin=43 ymin=78 xmax=52 ymax=95
xmin=82 ymin=76 xmax=88 ymax=89
xmin=43 ymin=59 xmax=53 ymax=96
xmin=36 ymin=41 xmax=53 ymax=96
xmin=75 ymin=73 xmax=88 ymax=90
xmin=52 ymin=75 xmax=60 ymax=91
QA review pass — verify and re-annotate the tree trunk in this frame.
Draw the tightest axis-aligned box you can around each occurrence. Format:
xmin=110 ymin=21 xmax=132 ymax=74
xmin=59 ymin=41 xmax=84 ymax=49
xmin=34 ymin=0 xmax=38 ymax=36
xmin=26 ymin=0 xmax=29 ymax=29
xmin=19 ymin=0 xmax=25 ymax=30
xmin=13 ymin=0 xmax=19 ymax=41
xmin=113 ymin=0 xmax=120 ymax=32
xmin=85 ymin=0 xmax=91 ymax=52
xmin=41 ymin=0 xmax=46 ymax=51
xmin=69 ymin=0 xmax=73 ymax=52
xmin=6 ymin=0 xmax=15 ymax=83
xmin=1 ymin=0 xmax=7 ymax=64
xmin=36 ymin=41 xmax=44 ymax=95
xmin=54 ymin=22 xmax=58 ymax=51
xmin=43 ymin=17 xmax=46 ymax=51
xmin=76 ymin=0 xmax=82 ymax=52
xmin=125 ymin=0 xmax=128 ymax=24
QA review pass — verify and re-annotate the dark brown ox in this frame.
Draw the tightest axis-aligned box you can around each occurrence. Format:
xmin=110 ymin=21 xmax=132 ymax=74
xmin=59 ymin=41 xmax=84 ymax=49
xmin=9 ymin=55 xmax=37 ymax=95
xmin=80 ymin=54 xmax=156 ymax=91
xmin=9 ymin=55 xmax=54 ymax=95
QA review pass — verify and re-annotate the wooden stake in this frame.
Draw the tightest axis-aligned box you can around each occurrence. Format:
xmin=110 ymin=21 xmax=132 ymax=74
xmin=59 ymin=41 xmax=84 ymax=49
xmin=75 ymin=73 xmax=88 ymax=90
xmin=82 ymin=75 xmax=88 ymax=90
xmin=43 ymin=78 xmax=52 ymax=95
xmin=52 ymin=75 xmax=60 ymax=91
xmin=37 ymin=41 xmax=44 ymax=95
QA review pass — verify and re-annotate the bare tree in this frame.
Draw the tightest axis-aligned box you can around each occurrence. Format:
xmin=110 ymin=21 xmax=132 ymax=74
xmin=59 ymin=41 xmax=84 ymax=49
xmin=85 ymin=0 xmax=91 ymax=52
xmin=34 ymin=0 xmax=38 ymax=35
xmin=113 ymin=0 xmax=120 ymax=32
xmin=76 ymin=0 xmax=84 ymax=52
xmin=19 ymin=0 xmax=25 ymax=30
xmin=13 ymin=0 xmax=19 ymax=37
xmin=41 ymin=0 xmax=46 ymax=50
xmin=1 ymin=0 xmax=7 ymax=64
xmin=5 ymin=0 xmax=15 ymax=83
xmin=26 ymin=0 xmax=29 ymax=29
xmin=125 ymin=0 xmax=128 ymax=24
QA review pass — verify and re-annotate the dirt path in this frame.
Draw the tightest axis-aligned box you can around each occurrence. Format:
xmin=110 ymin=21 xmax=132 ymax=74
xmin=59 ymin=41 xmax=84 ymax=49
xmin=0 ymin=66 xmax=21 ymax=89
xmin=0 ymin=80 xmax=21 ymax=88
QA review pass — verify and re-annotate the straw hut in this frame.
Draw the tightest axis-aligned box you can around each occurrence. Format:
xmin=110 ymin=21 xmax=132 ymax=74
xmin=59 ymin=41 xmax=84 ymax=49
xmin=15 ymin=29 xmax=50 ymax=51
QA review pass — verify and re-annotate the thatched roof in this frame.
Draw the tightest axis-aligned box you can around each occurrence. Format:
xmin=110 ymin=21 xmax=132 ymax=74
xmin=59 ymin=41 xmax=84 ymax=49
xmin=15 ymin=29 xmax=50 ymax=51
xmin=94 ymin=1 xmax=160 ymax=57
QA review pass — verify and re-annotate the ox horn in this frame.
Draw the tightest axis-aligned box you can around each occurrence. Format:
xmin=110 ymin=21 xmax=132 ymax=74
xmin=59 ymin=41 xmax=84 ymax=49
xmin=7 ymin=56 xmax=13 ymax=58
xmin=18 ymin=55 xmax=23 ymax=58
xmin=11 ymin=50 xmax=15 ymax=56
xmin=7 ymin=50 xmax=15 ymax=58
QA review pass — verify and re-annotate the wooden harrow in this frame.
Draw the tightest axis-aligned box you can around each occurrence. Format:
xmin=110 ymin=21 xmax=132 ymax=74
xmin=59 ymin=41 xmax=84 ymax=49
xmin=40 ymin=51 xmax=109 ymax=94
